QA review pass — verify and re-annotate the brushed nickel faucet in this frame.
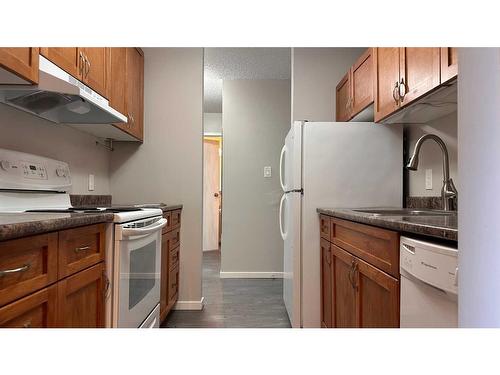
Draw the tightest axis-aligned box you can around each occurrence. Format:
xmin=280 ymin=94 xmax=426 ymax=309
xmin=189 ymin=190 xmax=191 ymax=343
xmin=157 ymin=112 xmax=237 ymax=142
xmin=407 ymin=134 xmax=458 ymax=211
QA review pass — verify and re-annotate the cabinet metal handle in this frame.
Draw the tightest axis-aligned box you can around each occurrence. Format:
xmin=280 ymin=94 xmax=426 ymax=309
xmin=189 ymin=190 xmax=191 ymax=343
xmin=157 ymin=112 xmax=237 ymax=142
xmin=348 ymin=260 xmax=358 ymax=290
xmin=74 ymin=245 xmax=91 ymax=253
xmin=84 ymin=56 xmax=91 ymax=78
xmin=103 ymin=270 xmax=110 ymax=299
xmin=392 ymin=81 xmax=400 ymax=105
xmin=0 ymin=263 xmax=30 ymax=277
xmin=23 ymin=320 xmax=32 ymax=328
xmin=79 ymin=51 xmax=84 ymax=76
xmin=398 ymin=78 xmax=407 ymax=102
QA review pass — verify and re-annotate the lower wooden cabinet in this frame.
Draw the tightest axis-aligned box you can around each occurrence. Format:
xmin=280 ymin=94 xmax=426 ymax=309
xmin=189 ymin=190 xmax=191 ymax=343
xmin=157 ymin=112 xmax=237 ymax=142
xmin=160 ymin=209 xmax=182 ymax=323
xmin=56 ymin=262 xmax=105 ymax=328
xmin=320 ymin=215 xmax=400 ymax=328
xmin=0 ymin=224 xmax=108 ymax=328
xmin=0 ymin=286 xmax=57 ymax=328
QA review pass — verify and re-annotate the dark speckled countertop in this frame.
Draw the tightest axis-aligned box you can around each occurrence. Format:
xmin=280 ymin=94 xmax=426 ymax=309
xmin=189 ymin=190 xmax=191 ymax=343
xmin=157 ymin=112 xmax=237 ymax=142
xmin=317 ymin=207 xmax=457 ymax=242
xmin=0 ymin=212 xmax=114 ymax=241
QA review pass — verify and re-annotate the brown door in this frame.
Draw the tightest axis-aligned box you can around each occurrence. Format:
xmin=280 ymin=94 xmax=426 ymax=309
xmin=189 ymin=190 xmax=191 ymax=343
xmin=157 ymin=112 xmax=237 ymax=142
xmin=320 ymin=239 xmax=333 ymax=328
xmin=203 ymin=138 xmax=221 ymax=251
xmin=0 ymin=286 xmax=57 ymax=328
xmin=399 ymin=47 xmax=440 ymax=106
xmin=81 ymin=48 xmax=108 ymax=98
xmin=0 ymin=48 xmax=39 ymax=84
xmin=56 ymin=263 xmax=105 ymax=328
xmin=125 ymin=48 xmax=144 ymax=141
xmin=331 ymin=244 xmax=357 ymax=327
xmin=441 ymin=47 xmax=458 ymax=83
xmin=40 ymin=47 xmax=81 ymax=78
xmin=160 ymin=232 xmax=170 ymax=321
xmin=373 ymin=47 xmax=400 ymax=122
xmin=108 ymin=47 xmax=127 ymax=115
xmin=351 ymin=48 xmax=374 ymax=116
xmin=354 ymin=256 xmax=399 ymax=328
xmin=335 ymin=71 xmax=351 ymax=121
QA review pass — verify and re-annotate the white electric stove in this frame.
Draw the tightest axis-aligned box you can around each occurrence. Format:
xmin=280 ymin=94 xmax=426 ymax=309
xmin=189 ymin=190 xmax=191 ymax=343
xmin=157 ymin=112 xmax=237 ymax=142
xmin=0 ymin=148 xmax=167 ymax=328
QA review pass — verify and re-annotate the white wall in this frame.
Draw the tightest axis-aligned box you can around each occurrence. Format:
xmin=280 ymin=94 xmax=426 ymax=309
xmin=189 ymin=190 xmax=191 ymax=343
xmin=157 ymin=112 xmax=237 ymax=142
xmin=110 ymin=48 xmax=204 ymax=308
xmin=221 ymin=80 xmax=291 ymax=276
xmin=406 ymin=112 xmax=458 ymax=197
xmin=458 ymin=48 xmax=500 ymax=327
xmin=203 ymin=112 xmax=222 ymax=135
xmin=292 ymin=48 xmax=365 ymax=122
xmin=0 ymin=104 xmax=111 ymax=194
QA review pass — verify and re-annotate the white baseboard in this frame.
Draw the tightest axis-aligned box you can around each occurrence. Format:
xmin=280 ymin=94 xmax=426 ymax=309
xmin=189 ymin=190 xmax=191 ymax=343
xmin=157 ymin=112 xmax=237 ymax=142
xmin=173 ymin=297 xmax=205 ymax=311
xmin=219 ymin=271 xmax=284 ymax=279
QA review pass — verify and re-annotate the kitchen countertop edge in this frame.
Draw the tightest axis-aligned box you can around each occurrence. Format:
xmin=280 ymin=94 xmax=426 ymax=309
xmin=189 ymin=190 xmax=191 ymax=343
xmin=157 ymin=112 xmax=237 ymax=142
xmin=317 ymin=208 xmax=458 ymax=242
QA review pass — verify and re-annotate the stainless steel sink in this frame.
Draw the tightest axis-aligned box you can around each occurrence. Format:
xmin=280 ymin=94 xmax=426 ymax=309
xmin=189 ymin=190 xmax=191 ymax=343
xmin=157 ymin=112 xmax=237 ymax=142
xmin=352 ymin=209 xmax=456 ymax=217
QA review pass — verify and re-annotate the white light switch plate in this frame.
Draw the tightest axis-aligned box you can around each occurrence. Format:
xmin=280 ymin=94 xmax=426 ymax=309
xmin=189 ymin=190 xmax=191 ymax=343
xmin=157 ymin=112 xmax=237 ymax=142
xmin=88 ymin=174 xmax=95 ymax=191
xmin=425 ymin=169 xmax=432 ymax=190
xmin=264 ymin=166 xmax=272 ymax=178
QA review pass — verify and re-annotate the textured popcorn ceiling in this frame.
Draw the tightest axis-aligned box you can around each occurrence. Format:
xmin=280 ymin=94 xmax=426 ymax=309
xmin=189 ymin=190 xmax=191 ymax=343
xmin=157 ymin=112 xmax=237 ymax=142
xmin=204 ymin=48 xmax=291 ymax=113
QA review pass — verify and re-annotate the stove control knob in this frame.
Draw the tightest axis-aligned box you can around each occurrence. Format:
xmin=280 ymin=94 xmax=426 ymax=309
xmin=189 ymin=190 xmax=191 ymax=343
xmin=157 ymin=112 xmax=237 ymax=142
xmin=56 ymin=168 xmax=66 ymax=177
xmin=1 ymin=160 xmax=10 ymax=171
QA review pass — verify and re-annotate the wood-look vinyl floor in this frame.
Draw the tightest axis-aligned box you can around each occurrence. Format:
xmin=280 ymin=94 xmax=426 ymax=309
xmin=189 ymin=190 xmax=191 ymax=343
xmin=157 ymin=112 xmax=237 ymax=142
xmin=161 ymin=250 xmax=291 ymax=328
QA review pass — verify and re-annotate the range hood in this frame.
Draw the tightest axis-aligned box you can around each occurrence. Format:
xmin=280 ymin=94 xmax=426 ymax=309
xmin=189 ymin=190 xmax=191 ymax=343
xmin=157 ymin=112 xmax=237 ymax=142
xmin=0 ymin=56 xmax=127 ymax=124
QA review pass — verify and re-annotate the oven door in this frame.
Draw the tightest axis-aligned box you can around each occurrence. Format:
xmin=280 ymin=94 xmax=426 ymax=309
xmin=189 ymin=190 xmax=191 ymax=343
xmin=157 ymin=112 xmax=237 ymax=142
xmin=115 ymin=216 xmax=167 ymax=328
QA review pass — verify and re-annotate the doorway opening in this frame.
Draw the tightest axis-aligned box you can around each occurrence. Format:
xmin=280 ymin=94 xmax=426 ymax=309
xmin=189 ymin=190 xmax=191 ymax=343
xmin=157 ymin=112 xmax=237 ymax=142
xmin=203 ymin=135 xmax=222 ymax=252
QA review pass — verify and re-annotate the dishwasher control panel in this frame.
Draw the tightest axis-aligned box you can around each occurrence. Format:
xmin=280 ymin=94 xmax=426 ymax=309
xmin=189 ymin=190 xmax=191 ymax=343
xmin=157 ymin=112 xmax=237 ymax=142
xmin=400 ymin=236 xmax=458 ymax=295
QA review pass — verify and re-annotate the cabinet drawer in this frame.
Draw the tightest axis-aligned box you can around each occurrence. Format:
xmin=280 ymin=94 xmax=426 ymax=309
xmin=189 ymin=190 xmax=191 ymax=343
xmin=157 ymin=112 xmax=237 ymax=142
xmin=162 ymin=211 xmax=171 ymax=234
xmin=171 ymin=209 xmax=181 ymax=229
xmin=331 ymin=218 xmax=399 ymax=278
xmin=170 ymin=226 xmax=180 ymax=249
xmin=58 ymin=224 xmax=106 ymax=278
xmin=0 ymin=285 xmax=57 ymax=328
xmin=169 ymin=245 xmax=179 ymax=271
xmin=168 ymin=264 xmax=179 ymax=304
xmin=0 ymin=233 xmax=58 ymax=307
xmin=320 ymin=215 xmax=331 ymax=240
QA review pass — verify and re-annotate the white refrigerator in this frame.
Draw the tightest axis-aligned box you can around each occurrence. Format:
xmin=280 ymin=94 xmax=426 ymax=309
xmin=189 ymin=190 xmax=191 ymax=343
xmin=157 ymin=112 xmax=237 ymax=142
xmin=279 ymin=121 xmax=403 ymax=328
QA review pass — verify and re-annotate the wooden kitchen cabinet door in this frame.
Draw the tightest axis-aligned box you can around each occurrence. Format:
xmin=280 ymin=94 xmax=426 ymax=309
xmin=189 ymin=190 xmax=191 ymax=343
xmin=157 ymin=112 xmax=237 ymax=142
xmin=0 ymin=48 xmax=39 ymax=84
xmin=125 ymin=48 xmax=144 ymax=141
xmin=82 ymin=47 xmax=108 ymax=98
xmin=107 ymin=47 xmax=127 ymax=115
xmin=40 ymin=47 xmax=81 ymax=78
xmin=399 ymin=47 xmax=440 ymax=106
xmin=355 ymin=256 xmax=399 ymax=328
xmin=56 ymin=263 xmax=105 ymax=328
xmin=320 ymin=238 xmax=333 ymax=328
xmin=0 ymin=232 xmax=58 ymax=307
xmin=441 ymin=47 xmax=458 ymax=83
xmin=336 ymin=71 xmax=351 ymax=121
xmin=0 ymin=286 xmax=57 ymax=328
xmin=373 ymin=47 xmax=401 ymax=122
xmin=160 ymin=232 xmax=170 ymax=322
xmin=331 ymin=244 xmax=357 ymax=328
xmin=351 ymin=48 xmax=374 ymax=116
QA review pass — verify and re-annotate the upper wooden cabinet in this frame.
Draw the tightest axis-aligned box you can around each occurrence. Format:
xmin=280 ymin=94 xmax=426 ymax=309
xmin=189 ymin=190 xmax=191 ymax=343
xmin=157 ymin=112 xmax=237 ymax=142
xmin=0 ymin=48 xmax=39 ymax=84
xmin=335 ymin=48 xmax=374 ymax=122
xmin=40 ymin=47 xmax=108 ymax=98
xmin=373 ymin=47 xmax=401 ymax=122
xmin=399 ymin=47 xmax=440 ymax=106
xmin=441 ymin=47 xmax=458 ymax=83
xmin=108 ymin=47 xmax=144 ymax=141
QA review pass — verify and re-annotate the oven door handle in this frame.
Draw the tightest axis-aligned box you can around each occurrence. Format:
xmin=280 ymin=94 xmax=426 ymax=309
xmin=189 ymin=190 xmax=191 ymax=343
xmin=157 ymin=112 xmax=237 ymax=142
xmin=121 ymin=218 xmax=168 ymax=237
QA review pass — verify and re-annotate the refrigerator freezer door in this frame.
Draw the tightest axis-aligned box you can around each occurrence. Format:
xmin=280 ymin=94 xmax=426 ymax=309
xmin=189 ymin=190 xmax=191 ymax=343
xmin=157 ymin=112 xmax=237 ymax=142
xmin=282 ymin=191 xmax=302 ymax=327
xmin=280 ymin=122 xmax=303 ymax=192
xmin=300 ymin=122 xmax=403 ymax=327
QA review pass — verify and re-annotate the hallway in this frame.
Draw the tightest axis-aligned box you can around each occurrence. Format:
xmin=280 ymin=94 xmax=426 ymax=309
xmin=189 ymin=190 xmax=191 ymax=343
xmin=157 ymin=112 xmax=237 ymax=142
xmin=162 ymin=251 xmax=291 ymax=328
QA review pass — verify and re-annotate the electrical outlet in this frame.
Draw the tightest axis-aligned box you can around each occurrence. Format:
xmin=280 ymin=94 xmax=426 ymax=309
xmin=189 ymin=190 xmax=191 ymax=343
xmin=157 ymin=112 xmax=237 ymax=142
xmin=88 ymin=174 xmax=95 ymax=191
xmin=264 ymin=166 xmax=272 ymax=178
xmin=425 ymin=169 xmax=432 ymax=190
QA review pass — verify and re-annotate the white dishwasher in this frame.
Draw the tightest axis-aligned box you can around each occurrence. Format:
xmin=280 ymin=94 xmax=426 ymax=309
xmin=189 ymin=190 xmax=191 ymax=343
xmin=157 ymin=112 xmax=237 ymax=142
xmin=400 ymin=236 xmax=458 ymax=328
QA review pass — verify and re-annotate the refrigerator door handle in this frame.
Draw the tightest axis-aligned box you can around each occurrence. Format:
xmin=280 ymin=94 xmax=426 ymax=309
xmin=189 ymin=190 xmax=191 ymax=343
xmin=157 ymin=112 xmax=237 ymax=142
xmin=279 ymin=193 xmax=287 ymax=240
xmin=279 ymin=144 xmax=287 ymax=192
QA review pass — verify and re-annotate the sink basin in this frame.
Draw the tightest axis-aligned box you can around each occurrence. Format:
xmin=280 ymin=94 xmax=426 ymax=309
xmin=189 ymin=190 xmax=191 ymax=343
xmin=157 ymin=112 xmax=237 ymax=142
xmin=352 ymin=209 xmax=456 ymax=217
